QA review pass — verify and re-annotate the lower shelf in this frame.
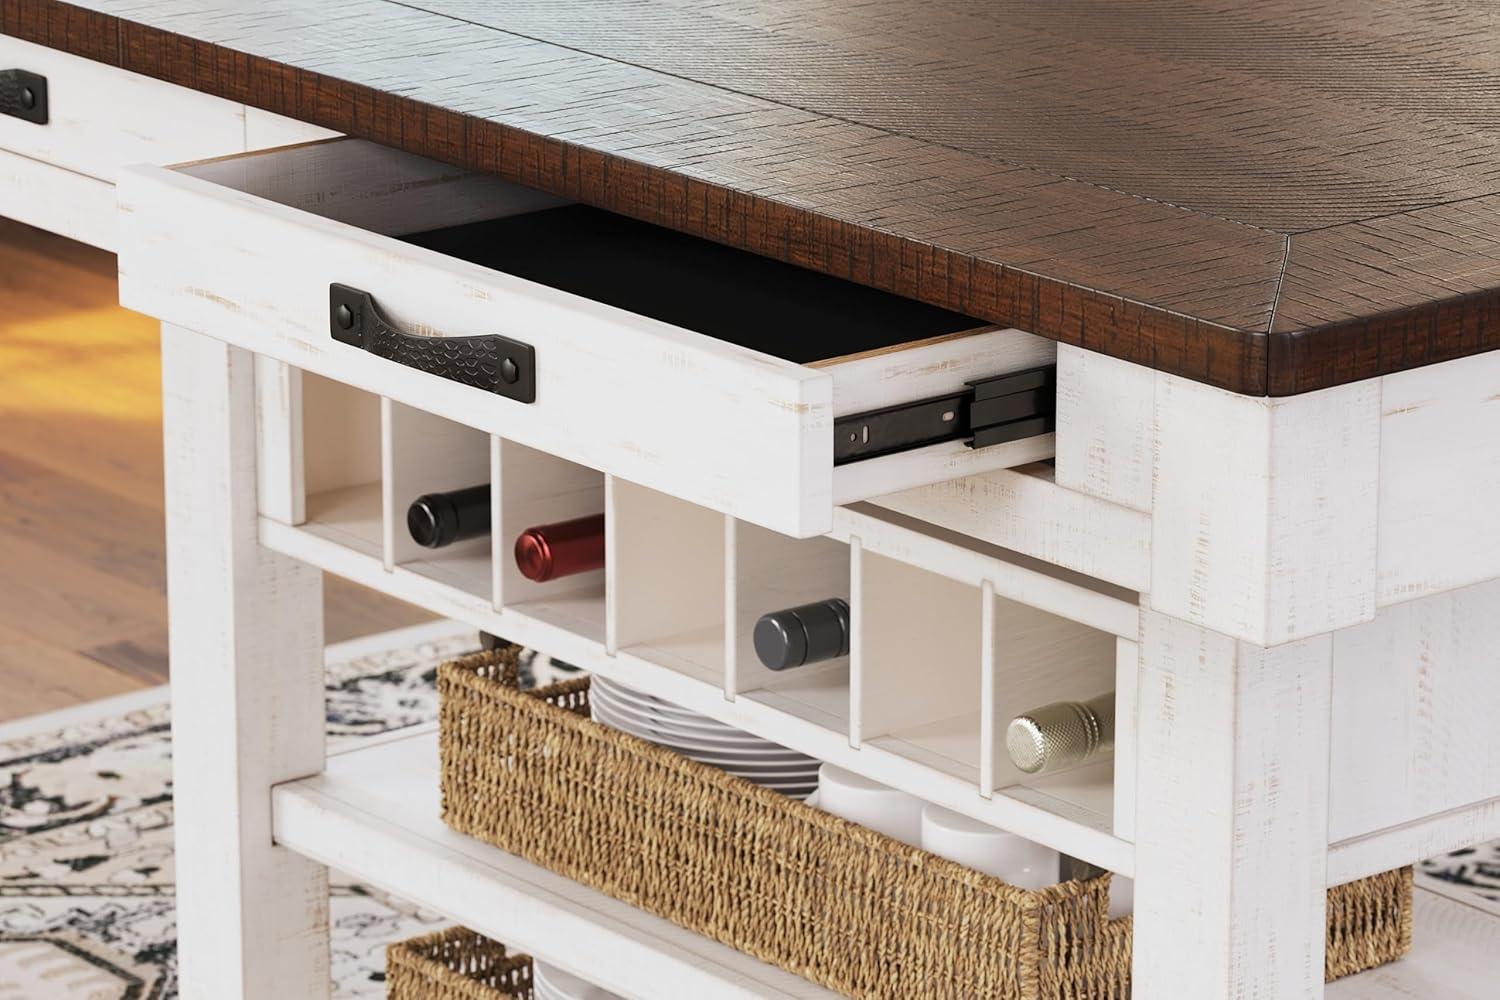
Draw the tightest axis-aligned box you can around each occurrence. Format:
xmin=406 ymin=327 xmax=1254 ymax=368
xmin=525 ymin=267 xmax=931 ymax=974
xmin=277 ymin=729 xmax=1497 ymax=1000
xmin=272 ymin=728 xmax=833 ymax=1000
xmin=1328 ymin=889 xmax=1498 ymax=998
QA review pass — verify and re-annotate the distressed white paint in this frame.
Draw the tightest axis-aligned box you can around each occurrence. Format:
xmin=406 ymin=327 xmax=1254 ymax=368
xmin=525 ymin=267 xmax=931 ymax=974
xmin=832 ymin=502 xmax=1137 ymax=639
xmin=1151 ymin=373 xmax=1380 ymax=644
xmin=120 ymin=139 xmax=1074 ymax=535
xmin=0 ymin=147 xmax=115 ymax=249
xmin=161 ymin=326 xmax=329 ymax=999
xmin=1134 ymin=610 xmax=1332 ymax=1000
xmin=830 ymin=434 xmax=1055 ymax=506
xmin=866 ymin=463 xmax=1150 ymax=592
xmin=0 ymin=35 xmax=246 ymax=181
xmin=1377 ymin=351 xmax=1500 ymax=606
xmin=1112 ymin=637 xmax=1139 ymax=842
xmin=1329 ymin=577 xmax=1500 ymax=842
xmin=254 ymin=357 xmax=304 ymax=525
xmin=819 ymin=327 xmax=1053 ymax=414
xmin=1054 ymin=343 xmax=1156 ymax=512
xmin=1329 ymin=794 xmax=1500 ymax=887
xmin=243 ymin=107 xmax=342 ymax=149
xmin=978 ymin=580 xmax=998 ymax=795
xmin=117 ymin=146 xmax=833 ymax=535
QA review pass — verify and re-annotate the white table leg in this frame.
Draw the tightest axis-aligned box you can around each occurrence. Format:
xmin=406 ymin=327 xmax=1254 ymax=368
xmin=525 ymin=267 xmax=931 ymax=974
xmin=1133 ymin=608 xmax=1334 ymax=999
xmin=162 ymin=325 xmax=330 ymax=999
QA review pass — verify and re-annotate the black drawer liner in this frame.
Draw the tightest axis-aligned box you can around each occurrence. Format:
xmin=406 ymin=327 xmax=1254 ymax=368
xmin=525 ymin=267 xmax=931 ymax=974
xmin=402 ymin=205 xmax=980 ymax=365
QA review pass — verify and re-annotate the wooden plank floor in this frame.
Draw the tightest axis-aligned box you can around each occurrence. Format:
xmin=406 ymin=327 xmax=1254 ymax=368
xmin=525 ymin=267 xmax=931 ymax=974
xmin=0 ymin=218 xmax=434 ymax=722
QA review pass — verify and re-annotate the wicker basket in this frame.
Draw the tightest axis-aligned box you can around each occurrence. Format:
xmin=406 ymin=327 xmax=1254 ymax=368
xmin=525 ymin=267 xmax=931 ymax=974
xmin=386 ymin=925 xmax=533 ymax=1000
xmin=439 ymin=649 xmax=1412 ymax=1000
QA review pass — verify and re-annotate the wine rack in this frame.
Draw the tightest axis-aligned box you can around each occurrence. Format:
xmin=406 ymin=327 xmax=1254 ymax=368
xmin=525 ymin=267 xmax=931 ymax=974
xmin=257 ymin=360 xmax=1140 ymax=875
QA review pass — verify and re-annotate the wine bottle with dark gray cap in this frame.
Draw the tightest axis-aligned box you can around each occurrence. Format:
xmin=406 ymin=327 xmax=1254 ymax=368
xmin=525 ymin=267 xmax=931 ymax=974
xmin=752 ymin=598 xmax=850 ymax=671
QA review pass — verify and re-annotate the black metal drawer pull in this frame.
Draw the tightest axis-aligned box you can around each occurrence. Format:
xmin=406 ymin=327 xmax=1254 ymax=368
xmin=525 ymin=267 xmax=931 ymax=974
xmin=833 ymin=364 xmax=1055 ymax=464
xmin=329 ymin=284 xmax=536 ymax=403
xmin=0 ymin=69 xmax=48 ymax=125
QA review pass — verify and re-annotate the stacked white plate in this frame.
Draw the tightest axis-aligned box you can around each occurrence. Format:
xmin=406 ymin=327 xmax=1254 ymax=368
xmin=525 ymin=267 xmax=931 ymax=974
xmin=588 ymin=675 xmax=820 ymax=799
xmin=533 ymin=959 xmax=621 ymax=1000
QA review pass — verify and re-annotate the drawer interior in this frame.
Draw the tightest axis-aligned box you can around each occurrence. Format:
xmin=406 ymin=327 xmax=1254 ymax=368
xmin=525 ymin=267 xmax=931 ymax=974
xmin=402 ymin=205 xmax=981 ymax=365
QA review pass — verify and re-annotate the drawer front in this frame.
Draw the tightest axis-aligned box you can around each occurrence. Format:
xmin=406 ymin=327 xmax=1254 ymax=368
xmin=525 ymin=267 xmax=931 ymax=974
xmin=118 ymin=140 xmax=1053 ymax=537
xmin=0 ymin=145 xmax=115 ymax=249
xmin=0 ymin=35 xmax=246 ymax=182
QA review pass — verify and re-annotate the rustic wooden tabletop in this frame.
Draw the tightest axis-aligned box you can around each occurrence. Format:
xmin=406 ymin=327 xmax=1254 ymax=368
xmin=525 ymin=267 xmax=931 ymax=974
xmin=9 ymin=0 xmax=1499 ymax=394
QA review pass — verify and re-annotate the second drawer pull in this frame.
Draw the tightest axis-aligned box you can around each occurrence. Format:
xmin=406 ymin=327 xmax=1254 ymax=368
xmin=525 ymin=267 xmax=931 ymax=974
xmin=329 ymin=283 xmax=536 ymax=403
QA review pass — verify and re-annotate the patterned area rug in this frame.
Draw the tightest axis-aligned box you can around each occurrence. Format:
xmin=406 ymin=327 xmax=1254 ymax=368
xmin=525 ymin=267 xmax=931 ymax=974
xmin=0 ymin=622 xmax=576 ymax=999
xmin=0 ymin=620 xmax=1496 ymax=998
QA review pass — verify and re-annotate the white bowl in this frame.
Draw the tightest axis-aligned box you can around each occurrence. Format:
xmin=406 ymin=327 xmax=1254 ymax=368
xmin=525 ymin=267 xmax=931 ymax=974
xmin=919 ymin=804 xmax=1059 ymax=890
xmin=817 ymin=763 xmax=924 ymax=846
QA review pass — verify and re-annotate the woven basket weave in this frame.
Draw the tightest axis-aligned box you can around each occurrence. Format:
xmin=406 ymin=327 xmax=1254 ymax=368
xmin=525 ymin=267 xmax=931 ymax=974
xmin=386 ymin=925 xmax=533 ymax=1000
xmin=439 ymin=649 xmax=1411 ymax=999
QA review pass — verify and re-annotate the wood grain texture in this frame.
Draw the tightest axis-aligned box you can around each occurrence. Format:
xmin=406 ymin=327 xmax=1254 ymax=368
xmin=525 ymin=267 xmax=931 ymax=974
xmin=12 ymin=0 xmax=1500 ymax=393
xmin=0 ymin=219 xmax=432 ymax=722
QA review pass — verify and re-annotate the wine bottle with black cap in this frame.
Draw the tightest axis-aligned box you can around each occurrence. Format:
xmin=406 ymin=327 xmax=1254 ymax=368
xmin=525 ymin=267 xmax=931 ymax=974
xmin=753 ymin=598 xmax=850 ymax=671
xmin=407 ymin=485 xmax=490 ymax=549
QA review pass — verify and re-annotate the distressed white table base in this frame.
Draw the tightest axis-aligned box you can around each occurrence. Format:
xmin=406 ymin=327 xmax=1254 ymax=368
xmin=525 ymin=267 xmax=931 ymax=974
xmin=160 ymin=321 xmax=1500 ymax=999
xmin=163 ymin=327 xmax=331 ymax=999
xmin=1134 ymin=613 xmax=1333 ymax=998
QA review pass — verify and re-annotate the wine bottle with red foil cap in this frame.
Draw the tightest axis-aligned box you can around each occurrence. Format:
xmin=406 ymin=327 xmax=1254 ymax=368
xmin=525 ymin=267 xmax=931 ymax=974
xmin=514 ymin=513 xmax=606 ymax=582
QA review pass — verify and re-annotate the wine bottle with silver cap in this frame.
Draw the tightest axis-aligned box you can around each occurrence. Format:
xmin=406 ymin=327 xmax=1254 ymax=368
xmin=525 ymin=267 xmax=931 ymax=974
xmin=1006 ymin=691 xmax=1114 ymax=776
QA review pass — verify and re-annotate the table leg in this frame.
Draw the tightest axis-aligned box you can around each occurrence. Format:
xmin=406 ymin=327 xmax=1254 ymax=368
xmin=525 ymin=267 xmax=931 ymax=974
xmin=162 ymin=326 xmax=330 ymax=999
xmin=1133 ymin=608 xmax=1334 ymax=999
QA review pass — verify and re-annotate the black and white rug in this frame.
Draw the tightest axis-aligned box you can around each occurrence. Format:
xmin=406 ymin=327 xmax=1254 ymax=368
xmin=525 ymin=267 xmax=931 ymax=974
xmin=0 ymin=620 xmax=1495 ymax=997
xmin=0 ymin=622 xmax=577 ymax=999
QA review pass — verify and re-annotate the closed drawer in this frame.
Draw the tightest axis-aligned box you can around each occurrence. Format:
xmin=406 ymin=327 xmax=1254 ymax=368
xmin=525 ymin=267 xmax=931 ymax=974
xmin=0 ymin=145 xmax=115 ymax=249
xmin=118 ymin=138 xmax=1055 ymax=537
xmin=0 ymin=35 xmax=247 ymax=183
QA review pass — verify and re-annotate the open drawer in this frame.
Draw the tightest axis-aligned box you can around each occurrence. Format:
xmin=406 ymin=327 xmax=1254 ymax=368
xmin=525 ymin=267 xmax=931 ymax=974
xmin=117 ymin=138 xmax=1054 ymax=536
